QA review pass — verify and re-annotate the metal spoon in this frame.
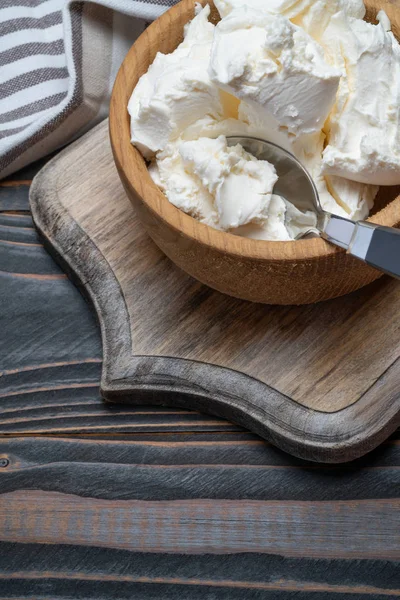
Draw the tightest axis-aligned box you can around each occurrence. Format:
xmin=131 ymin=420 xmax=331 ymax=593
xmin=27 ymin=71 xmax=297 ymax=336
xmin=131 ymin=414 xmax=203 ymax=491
xmin=227 ymin=135 xmax=400 ymax=279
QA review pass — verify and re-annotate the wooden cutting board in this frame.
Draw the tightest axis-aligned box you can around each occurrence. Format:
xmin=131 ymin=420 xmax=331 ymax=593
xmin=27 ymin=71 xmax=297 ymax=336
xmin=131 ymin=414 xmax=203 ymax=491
xmin=30 ymin=119 xmax=400 ymax=462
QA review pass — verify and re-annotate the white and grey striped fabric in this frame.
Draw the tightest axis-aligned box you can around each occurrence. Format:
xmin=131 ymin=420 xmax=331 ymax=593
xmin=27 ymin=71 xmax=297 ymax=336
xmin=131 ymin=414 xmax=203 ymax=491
xmin=0 ymin=0 xmax=177 ymax=179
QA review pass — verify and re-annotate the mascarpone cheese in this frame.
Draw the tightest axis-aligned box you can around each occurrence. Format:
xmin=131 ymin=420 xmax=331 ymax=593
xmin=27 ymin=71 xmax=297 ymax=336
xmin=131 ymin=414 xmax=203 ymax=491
xmin=321 ymin=11 xmax=400 ymax=185
xmin=209 ymin=8 xmax=341 ymax=137
xmin=128 ymin=0 xmax=398 ymax=241
xmin=128 ymin=5 xmax=222 ymax=157
xmin=152 ymin=135 xmax=317 ymax=238
xmin=293 ymin=131 xmax=378 ymax=219
xmin=213 ymin=0 xmax=365 ymax=40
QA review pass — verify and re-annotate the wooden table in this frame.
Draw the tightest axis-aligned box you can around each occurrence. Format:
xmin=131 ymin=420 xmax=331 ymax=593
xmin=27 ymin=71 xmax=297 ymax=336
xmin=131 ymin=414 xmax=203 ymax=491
xmin=0 ymin=154 xmax=399 ymax=599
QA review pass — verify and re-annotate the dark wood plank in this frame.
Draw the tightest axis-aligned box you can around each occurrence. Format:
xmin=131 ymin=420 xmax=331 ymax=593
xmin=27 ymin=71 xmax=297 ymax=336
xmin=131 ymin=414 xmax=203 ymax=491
xmin=0 ymin=239 xmax=64 ymax=274
xmin=2 ymin=452 xmax=400 ymax=501
xmin=0 ymin=152 xmax=58 ymax=211
xmin=1 ymin=435 xmax=400 ymax=502
xmin=0 ymin=224 xmax=39 ymax=244
xmin=0 ymin=270 xmax=101 ymax=372
xmin=1 ymin=543 xmax=399 ymax=599
xmin=0 ymin=431 xmax=399 ymax=467
xmin=0 ymin=214 xmax=33 ymax=228
xmin=0 ymin=435 xmax=399 ymax=598
xmin=0 ymin=184 xmax=30 ymax=211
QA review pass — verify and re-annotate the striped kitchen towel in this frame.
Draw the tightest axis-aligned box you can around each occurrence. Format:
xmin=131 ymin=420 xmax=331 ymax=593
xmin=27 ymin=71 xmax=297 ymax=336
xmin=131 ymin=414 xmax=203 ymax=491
xmin=0 ymin=0 xmax=176 ymax=179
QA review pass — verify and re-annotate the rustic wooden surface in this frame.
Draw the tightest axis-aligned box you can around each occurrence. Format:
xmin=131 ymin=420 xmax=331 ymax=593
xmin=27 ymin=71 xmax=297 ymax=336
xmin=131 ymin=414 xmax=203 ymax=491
xmin=30 ymin=120 xmax=400 ymax=462
xmin=0 ymin=154 xmax=400 ymax=596
xmin=110 ymin=0 xmax=400 ymax=305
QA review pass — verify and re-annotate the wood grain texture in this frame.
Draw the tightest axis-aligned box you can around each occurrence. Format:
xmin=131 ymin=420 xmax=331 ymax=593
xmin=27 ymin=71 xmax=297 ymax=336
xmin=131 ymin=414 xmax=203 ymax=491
xmin=0 ymin=545 xmax=399 ymax=599
xmin=0 ymin=183 xmax=30 ymax=212
xmin=109 ymin=0 xmax=400 ymax=305
xmin=30 ymin=119 xmax=400 ymax=461
xmin=0 ymin=198 xmax=235 ymax=435
xmin=2 ymin=131 xmax=400 ymax=599
xmin=2 ymin=491 xmax=400 ymax=558
xmin=0 ymin=435 xmax=399 ymax=599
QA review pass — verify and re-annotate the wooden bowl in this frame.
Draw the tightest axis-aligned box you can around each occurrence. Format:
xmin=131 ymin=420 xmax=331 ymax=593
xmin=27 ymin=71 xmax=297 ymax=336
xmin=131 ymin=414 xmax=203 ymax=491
xmin=110 ymin=0 xmax=400 ymax=305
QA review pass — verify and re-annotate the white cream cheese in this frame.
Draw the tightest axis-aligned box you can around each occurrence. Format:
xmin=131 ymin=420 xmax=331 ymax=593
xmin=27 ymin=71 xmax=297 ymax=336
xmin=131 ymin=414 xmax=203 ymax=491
xmin=148 ymin=142 xmax=218 ymax=227
xmin=209 ymin=8 xmax=341 ymax=138
xmin=128 ymin=5 xmax=222 ymax=157
xmin=237 ymin=92 xmax=378 ymax=220
xmin=152 ymin=135 xmax=317 ymax=239
xmin=213 ymin=0 xmax=365 ymax=40
xmin=320 ymin=11 xmax=400 ymax=185
xmin=234 ymin=195 xmax=318 ymax=241
xmin=207 ymin=5 xmax=378 ymax=220
xmin=293 ymin=131 xmax=378 ymax=219
xmin=153 ymin=135 xmax=277 ymax=230
xmin=128 ymin=0 xmax=399 ymax=241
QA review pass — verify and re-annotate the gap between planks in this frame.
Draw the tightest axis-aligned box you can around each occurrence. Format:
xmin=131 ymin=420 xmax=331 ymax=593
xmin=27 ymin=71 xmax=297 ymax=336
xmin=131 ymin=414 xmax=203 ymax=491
xmin=0 ymin=211 xmax=31 ymax=215
xmin=0 ymin=432 xmax=398 ymax=444
xmin=0 ymin=572 xmax=398 ymax=596
xmin=0 ymin=181 xmax=32 ymax=187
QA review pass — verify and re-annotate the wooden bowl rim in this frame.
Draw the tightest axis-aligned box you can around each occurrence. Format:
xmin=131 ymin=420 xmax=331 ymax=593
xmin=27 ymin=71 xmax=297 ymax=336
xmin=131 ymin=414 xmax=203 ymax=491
xmin=110 ymin=0 xmax=400 ymax=263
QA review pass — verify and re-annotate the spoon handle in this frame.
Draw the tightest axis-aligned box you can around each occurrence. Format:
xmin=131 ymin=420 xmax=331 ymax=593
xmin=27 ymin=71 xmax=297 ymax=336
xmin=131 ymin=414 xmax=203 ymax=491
xmin=349 ymin=221 xmax=400 ymax=280
xmin=321 ymin=215 xmax=400 ymax=280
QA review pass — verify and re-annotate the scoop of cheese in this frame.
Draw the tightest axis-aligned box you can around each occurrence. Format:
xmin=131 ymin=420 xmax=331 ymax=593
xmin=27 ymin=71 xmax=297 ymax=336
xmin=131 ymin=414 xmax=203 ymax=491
xmin=293 ymin=131 xmax=378 ymax=219
xmin=128 ymin=5 xmax=223 ymax=158
xmin=213 ymin=0 xmax=366 ymax=40
xmin=321 ymin=11 xmax=400 ymax=185
xmin=179 ymin=136 xmax=278 ymax=230
xmin=152 ymin=135 xmax=317 ymax=239
xmin=209 ymin=8 xmax=341 ymax=138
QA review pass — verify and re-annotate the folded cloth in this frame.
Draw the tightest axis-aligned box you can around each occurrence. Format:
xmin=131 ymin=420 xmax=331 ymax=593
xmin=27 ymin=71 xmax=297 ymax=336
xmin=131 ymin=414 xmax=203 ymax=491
xmin=0 ymin=0 xmax=176 ymax=179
